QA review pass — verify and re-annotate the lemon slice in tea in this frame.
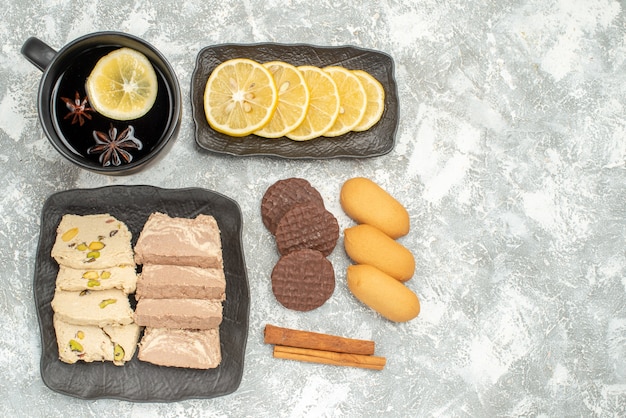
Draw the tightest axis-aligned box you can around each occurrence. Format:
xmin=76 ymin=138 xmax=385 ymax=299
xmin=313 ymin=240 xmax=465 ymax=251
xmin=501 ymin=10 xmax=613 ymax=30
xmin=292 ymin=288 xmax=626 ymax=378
xmin=204 ymin=58 xmax=278 ymax=137
xmin=255 ymin=61 xmax=310 ymax=138
xmin=286 ymin=66 xmax=340 ymax=141
xmin=86 ymin=47 xmax=158 ymax=121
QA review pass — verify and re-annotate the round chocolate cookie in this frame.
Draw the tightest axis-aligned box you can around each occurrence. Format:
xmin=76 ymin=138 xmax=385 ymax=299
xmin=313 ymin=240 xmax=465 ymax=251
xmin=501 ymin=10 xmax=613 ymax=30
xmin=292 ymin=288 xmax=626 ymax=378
xmin=261 ymin=178 xmax=325 ymax=235
xmin=271 ymin=249 xmax=335 ymax=311
xmin=274 ymin=202 xmax=339 ymax=256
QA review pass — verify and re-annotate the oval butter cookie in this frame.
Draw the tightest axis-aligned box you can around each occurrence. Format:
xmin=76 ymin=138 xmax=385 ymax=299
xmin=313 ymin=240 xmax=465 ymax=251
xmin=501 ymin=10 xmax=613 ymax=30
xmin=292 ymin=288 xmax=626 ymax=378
xmin=347 ymin=264 xmax=419 ymax=322
xmin=340 ymin=177 xmax=409 ymax=239
xmin=343 ymin=224 xmax=414 ymax=281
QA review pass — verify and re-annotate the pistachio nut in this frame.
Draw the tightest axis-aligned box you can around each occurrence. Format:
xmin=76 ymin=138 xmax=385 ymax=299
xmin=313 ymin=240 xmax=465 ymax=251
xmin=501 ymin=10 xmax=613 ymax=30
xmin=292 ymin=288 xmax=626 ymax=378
xmin=61 ymin=227 xmax=79 ymax=242
xmin=99 ymin=299 xmax=117 ymax=309
xmin=69 ymin=339 xmax=84 ymax=353
xmin=114 ymin=344 xmax=125 ymax=362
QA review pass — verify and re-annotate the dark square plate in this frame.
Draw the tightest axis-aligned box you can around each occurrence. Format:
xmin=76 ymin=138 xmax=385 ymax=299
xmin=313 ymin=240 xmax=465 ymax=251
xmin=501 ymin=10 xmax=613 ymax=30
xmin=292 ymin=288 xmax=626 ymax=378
xmin=33 ymin=185 xmax=249 ymax=401
xmin=191 ymin=43 xmax=399 ymax=159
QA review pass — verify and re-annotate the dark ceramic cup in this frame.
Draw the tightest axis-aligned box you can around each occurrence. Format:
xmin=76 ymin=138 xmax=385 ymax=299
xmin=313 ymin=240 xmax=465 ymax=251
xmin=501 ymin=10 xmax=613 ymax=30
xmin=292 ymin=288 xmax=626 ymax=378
xmin=21 ymin=32 xmax=182 ymax=175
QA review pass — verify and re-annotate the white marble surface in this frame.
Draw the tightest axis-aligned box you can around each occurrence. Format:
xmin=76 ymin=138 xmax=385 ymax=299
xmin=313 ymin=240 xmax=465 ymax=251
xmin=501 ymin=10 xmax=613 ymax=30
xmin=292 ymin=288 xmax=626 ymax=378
xmin=1 ymin=0 xmax=626 ymax=416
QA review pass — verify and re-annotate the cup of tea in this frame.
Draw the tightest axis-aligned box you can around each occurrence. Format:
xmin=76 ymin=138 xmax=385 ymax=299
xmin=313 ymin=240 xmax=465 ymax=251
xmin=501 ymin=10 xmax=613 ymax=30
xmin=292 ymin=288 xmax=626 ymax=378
xmin=21 ymin=31 xmax=182 ymax=175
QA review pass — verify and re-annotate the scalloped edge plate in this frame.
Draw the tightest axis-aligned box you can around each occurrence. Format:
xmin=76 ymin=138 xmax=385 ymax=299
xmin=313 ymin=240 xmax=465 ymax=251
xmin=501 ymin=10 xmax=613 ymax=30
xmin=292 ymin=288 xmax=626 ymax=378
xmin=33 ymin=185 xmax=249 ymax=401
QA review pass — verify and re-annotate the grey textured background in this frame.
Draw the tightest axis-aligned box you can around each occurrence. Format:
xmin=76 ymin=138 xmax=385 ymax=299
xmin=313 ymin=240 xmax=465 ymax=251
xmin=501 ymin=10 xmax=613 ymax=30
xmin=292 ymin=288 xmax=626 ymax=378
xmin=1 ymin=0 xmax=625 ymax=416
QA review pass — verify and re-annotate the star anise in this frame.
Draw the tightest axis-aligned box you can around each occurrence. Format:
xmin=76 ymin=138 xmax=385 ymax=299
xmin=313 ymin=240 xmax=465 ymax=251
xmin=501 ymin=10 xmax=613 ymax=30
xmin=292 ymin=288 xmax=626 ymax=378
xmin=87 ymin=124 xmax=143 ymax=167
xmin=60 ymin=91 xmax=94 ymax=126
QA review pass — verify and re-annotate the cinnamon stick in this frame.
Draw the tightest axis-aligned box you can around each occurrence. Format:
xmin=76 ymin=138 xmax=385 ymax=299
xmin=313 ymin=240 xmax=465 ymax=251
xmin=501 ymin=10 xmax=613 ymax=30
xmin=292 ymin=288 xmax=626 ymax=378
xmin=264 ymin=324 xmax=375 ymax=355
xmin=273 ymin=345 xmax=386 ymax=371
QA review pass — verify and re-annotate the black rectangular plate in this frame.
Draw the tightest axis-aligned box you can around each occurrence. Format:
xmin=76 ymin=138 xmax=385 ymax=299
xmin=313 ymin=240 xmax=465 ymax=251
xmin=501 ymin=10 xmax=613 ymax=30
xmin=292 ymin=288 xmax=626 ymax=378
xmin=191 ymin=43 xmax=399 ymax=159
xmin=33 ymin=185 xmax=249 ymax=401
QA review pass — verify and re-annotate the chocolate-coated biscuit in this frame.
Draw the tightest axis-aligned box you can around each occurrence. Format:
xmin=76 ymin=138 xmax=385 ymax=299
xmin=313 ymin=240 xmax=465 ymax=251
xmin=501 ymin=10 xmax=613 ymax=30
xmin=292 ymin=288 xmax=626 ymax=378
xmin=271 ymin=249 xmax=335 ymax=311
xmin=261 ymin=178 xmax=325 ymax=235
xmin=274 ymin=202 xmax=339 ymax=256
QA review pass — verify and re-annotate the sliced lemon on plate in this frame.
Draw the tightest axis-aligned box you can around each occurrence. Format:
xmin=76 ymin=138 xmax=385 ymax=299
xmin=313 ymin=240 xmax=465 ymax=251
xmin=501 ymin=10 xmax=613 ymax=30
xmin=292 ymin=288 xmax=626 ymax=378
xmin=286 ymin=65 xmax=340 ymax=141
xmin=322 ymin=66 xmax=367 ymax=137
xmin=203 ymin=58 xmax=278 ymax=137
xmin=86 ymin=47 xmax=158 ymax=121
xmin=255 ymin=61 xmax=310 ymax=139
xmin=352 ymin=70 xmax=385 ymax=131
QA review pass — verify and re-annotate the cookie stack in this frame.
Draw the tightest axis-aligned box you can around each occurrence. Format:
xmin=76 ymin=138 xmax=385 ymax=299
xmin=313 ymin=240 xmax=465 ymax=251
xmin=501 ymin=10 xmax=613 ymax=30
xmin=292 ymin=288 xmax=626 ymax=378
xmin=50 ymin=214 xmax=140 ymax=365
xmin=340 ymin=177 xmax=420 ymax=322
xmin=261 ymin=178 xmax=339 ymax=311
xmin=133 ymin=212 xmax=225 ymax=369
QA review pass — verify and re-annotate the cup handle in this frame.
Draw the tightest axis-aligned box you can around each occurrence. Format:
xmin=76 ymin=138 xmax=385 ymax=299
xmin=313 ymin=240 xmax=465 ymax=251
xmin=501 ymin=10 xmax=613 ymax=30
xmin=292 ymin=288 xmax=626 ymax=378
xmin=21 ymin=37 xmax=57 ymax=72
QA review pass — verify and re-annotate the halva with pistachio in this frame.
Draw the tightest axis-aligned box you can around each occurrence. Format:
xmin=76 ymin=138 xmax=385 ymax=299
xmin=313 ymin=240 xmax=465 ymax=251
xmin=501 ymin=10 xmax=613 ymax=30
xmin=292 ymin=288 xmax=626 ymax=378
xmin=50 ymin=213 xmax=140 ymax=366
xmin=51 ymin=289 xmax=135 ymax=327
xmin=55 ymin=264 xmax=137 ymax=294
xmin=53 ymin=316 xmax=140 ymax=365
xmin=51 ymin=213 xmax=135 ymax=269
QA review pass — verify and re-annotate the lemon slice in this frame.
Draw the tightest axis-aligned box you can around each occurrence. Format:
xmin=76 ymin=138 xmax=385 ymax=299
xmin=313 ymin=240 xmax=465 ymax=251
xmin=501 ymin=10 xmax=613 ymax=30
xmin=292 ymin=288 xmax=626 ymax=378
xmin=86 ymin=48 xmax=158 ymax=121
xmin=352 ymin=70 xmax=385 ymax=131
xmin=203 ymin=58 xmax=278 ymax=137
xmin=255 ymin=61 xmax=310 ymax=139
xmin=322 ymin=66 xmax=367 ymax=137
xmin=286 ymin=66 xmax=340 ymax=141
